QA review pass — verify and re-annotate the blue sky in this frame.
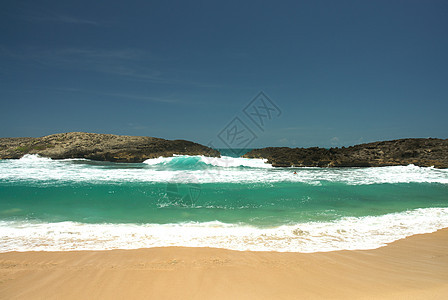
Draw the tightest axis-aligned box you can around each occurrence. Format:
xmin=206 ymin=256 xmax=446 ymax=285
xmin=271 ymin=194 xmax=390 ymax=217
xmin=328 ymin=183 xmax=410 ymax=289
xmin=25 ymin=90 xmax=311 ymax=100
xmin=1 ymin=0 xmax=447 ymax=148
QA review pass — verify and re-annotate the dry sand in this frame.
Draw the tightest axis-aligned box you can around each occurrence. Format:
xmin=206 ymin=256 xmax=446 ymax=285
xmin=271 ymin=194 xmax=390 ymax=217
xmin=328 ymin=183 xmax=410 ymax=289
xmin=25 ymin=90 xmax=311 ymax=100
xmin=1 ymin=229 xmax=447 ymax=299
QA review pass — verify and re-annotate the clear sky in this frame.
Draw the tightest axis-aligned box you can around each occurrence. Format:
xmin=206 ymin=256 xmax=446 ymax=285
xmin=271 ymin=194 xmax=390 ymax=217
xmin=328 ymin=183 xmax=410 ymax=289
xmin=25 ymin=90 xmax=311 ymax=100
xmin=1 ymin=0 xmax=447 ymax=148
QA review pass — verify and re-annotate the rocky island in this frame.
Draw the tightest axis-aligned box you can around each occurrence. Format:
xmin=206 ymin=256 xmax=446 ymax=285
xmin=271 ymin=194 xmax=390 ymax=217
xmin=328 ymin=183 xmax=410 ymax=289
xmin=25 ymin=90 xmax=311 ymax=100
xmin=243 ymin=138 xmax=448 ymax=168
xmin=1 ymin=134 xmax=447 ymax=168
xmin=0 ymin=132 xmax=220 ymax=163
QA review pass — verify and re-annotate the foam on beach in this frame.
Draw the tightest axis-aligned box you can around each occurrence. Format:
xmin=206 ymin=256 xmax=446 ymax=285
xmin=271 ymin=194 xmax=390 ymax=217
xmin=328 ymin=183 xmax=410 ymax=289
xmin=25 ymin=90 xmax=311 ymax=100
xmin=1 ymin=155 xmax=447 ymax=253
xmin=1 ymin=207 xmax=447 ymax=253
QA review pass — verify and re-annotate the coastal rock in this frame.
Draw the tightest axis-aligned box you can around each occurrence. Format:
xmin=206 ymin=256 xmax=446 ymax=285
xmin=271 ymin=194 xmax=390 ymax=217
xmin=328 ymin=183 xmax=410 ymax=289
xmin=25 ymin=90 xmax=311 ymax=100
xmin=0 ymin=132 xmax=220 ymax=162
xmin=243 ymin=138 xmax=448 ymax=168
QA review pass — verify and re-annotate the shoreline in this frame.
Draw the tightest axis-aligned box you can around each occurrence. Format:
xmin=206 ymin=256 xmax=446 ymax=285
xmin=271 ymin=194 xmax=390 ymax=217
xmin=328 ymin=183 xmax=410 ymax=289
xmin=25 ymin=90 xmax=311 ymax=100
xmin=1 ymin=229 xmax=447 ymax=299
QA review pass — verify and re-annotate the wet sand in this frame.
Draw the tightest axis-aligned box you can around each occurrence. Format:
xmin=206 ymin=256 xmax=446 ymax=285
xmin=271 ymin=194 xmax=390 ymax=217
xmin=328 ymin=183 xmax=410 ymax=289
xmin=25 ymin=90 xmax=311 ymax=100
xmin=1 ymin=229 xmax=447 ymax=299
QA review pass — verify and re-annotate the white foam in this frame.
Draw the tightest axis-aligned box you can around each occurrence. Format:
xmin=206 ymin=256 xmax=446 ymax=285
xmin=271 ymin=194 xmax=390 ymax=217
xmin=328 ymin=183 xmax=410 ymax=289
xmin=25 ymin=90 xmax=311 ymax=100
xmin=143 ymin=156 xmax=177 ymax=165
xmin=142 ymin=155 xmax=272 ymax=168
xmin=0 ymin=155 xmax=447 ymax=185
xmin=1 ymin=208 xmax=447 ymax=252
xmin=201 ymin=155 xmax=272 ymax=168
xmin=17 ymin=154 xmax=53 ymax=163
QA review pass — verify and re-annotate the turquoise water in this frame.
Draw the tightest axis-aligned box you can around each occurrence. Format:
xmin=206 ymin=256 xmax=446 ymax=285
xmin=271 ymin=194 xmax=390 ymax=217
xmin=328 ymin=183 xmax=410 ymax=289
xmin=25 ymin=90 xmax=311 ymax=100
xmin=1 ymin=182 xmax=447 ymax=226
xmin=0 ymin=153 xmax=447 ymax=252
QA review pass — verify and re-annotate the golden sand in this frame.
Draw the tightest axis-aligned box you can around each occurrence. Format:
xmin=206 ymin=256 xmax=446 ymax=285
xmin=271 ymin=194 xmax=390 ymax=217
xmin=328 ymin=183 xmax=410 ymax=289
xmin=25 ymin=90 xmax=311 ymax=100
xmin=1 ymin=229 xmax=447 ymax=299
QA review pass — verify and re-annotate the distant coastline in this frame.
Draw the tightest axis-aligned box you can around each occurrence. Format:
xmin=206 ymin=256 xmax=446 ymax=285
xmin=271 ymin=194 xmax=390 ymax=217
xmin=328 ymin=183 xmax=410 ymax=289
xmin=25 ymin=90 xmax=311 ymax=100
xmin=0 ymin=132 xmax=219 ymax=163
xmin=244 ymin=138 xmax=448 ymax=168
xmin=1 ymin=133 xmax=447 ymax=168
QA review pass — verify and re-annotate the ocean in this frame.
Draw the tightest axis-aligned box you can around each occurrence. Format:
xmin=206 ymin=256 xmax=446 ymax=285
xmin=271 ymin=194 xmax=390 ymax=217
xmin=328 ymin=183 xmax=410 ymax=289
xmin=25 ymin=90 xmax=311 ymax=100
xmin=0 ymin=151 xmax=447 ymax=253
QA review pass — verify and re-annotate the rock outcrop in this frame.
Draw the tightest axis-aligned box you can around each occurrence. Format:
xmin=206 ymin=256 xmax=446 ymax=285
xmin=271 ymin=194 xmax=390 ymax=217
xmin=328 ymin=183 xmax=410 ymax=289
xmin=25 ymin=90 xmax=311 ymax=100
xmin=0 ymin=132 xmax=220 ymax=163
xmin=243 ymin=138 xmax=448 ymax=168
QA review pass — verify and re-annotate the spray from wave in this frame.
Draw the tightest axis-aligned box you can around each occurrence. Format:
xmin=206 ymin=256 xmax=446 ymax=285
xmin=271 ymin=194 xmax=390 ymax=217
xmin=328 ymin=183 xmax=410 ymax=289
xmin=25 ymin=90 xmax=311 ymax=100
xmin=143 ymin=154 xmax=272 ymax=168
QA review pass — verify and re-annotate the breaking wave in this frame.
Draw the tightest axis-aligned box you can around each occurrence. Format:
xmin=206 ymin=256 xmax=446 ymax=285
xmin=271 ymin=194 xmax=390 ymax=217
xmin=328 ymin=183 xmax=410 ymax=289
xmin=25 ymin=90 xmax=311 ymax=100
xmin=1 ymin=207 xmax=447 ymax=253
xmin=0 ymin=154 xmax=446 ymax=185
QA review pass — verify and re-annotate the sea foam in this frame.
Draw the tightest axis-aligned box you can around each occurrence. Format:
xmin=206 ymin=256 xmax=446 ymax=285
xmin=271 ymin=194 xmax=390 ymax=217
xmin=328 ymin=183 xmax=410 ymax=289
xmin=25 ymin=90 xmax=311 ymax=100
xmin=0 ymin=154 xmax=447 ymax=185
xmin=1 ymin=207 xmax=447 ymax=253
xmin=143 ymin=155 xmax=272 ymax=168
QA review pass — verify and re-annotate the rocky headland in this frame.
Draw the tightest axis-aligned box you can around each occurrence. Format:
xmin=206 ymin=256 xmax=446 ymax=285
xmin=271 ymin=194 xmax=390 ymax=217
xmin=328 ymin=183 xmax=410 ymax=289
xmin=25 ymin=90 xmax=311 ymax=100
xmin=0 ymin=132 xmax=220 ymax=163
xmin=2 ymin=134 xmax=447 ymax=168
xmin=243 ymin=138 xmax=448 ymax=168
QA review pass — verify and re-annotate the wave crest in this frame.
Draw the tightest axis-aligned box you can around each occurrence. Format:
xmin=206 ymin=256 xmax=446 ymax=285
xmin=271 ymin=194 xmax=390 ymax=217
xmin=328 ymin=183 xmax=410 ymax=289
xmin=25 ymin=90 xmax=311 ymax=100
xmin=1 ymin=155 xmax=447 ymax=185
xmin=143 ymin=155 xmax=272 ymax=169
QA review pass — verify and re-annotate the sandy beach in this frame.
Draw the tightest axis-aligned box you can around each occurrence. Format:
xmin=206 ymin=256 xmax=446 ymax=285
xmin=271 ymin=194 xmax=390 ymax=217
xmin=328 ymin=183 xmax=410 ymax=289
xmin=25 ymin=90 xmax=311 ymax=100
xmin=0 ymin=229 xmax=447 ymax=299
